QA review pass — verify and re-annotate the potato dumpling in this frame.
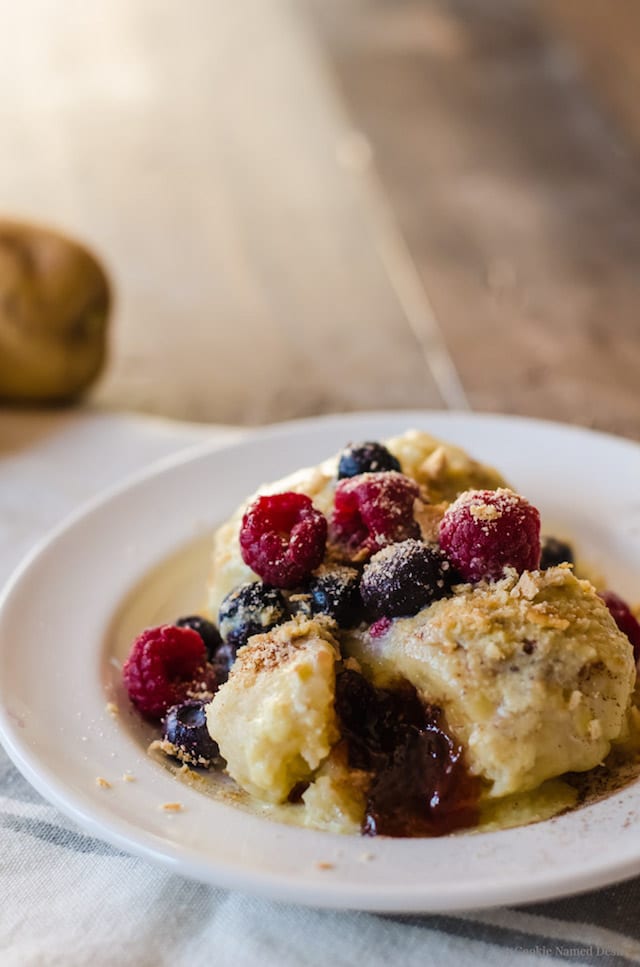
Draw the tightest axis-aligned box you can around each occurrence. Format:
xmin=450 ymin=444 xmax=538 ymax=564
xmin=0 ymin=220 xmax=110 ymax=402
xmin=301 ymin=744 xmax=369 ymax=834
xmin=345 ymin=566 xmax=636 ymax=797
xmin=384 ymin=429 xmax=506 ymax=504
xmin=206 ymin=617 xmax=340 ymax=803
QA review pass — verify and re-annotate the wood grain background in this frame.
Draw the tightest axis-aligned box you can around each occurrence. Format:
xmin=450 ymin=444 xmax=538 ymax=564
xmin=0 ymin=0 xmax=638 ymax=436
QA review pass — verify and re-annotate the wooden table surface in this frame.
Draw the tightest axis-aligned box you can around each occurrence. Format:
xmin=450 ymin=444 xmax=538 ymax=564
xmin=0 ymin=0 xmax=638 ymax=436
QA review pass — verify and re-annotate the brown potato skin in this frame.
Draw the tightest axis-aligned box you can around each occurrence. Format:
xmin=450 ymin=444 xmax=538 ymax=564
xmin=0 ymin=220 xmax=110 ymax=403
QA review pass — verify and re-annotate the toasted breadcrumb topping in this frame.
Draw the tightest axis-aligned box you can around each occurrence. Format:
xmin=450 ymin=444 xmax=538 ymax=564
xmin=232 ymin=615 xmax=339 ymax=679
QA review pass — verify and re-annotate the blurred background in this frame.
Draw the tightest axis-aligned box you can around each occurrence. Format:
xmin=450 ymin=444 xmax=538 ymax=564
xmin=1 ymin=0 xmax=638 ymax=435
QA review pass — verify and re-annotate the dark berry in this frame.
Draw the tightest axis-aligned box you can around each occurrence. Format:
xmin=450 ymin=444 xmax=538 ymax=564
xmin=539 ymin=536 xmax=574 ymax=570
xmin=338 ymin=441 xmax=401 ymax=480
xmin=331 ymin=471 xmax=420 ymax=559
xmin=361 ymin=539 xmax=455 ymax=620
xmin=211 ymin=642 xmax=236 ymax=685
xmin=218 ymin=581 xmax=288 ymax=649
xmin=307 ymin=564 xmax=362 ymax=627
xmin=162 ymin=700 xmax=219 ymax=767
xmin=123 ymin=625 xmax=216 ymax=720
xmin=439 ymin=488 xmax=541 ymax=583
xmin=175 ymin=615 xmax=223 ymax=661
xmin=286 ymin=591 xmax=314 ymax=619
xmin=335 ymin=669 xmax=417 ymax=771
xmin=335 ymin=670 xmax=479 ymax=837
xmin=599 ymin=591 xmax=640 ymax=662
xmin=239 ymin=492 xmax=327 ymax=588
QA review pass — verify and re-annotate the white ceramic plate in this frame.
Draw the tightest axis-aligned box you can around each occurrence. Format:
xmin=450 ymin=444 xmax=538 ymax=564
xmin=1 ymin=411 xmax=640 ymax=913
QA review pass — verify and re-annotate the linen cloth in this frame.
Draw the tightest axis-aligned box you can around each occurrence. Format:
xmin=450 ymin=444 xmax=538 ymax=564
xmin=1 ymin=410 xmax=640 ymax=967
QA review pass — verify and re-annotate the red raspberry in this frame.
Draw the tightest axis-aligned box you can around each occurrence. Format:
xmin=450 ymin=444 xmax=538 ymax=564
xmin=330 ymin=471 xmax=420 ymax=559
xmin=123 ymin=625 xmax=216 ymax=720
xmin=599 ymin=591 xmax=640 ymax=662
xmin=439 ymin=488 xmax=540 ymax=583
xmin=370 ymin=616 xmax=392 ymax=638
xmin=239 ymin=492 xmax=327 ymax=588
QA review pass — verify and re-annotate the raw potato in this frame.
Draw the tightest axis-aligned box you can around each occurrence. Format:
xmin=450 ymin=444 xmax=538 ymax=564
xmin=0 ymin=220 xmax=110 ymax=402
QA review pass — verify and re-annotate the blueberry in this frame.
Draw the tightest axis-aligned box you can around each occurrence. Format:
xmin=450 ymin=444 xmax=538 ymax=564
xmin=286 ymin=591 xmax=314 ymax=619
xmin=308 ymin=565 xmax=362 ymax=627
xmin=175 ymin=615 xmax=223 ymax=661
xmin=211 ymin=642 xmax=236 ymax=685
xmin=218 ymin=582 xmax=288 ymax=649
xmin=288 ymin=565 xmax=362 ymax=626
xmin=175 ymin=614 xmax=237 ymax=680
xmin=539 ymin=536 xmax=574 ymax=570
xmin=337 ymin=441 xmax=401 ymax=480
xmin=361 ymin=539 xmax=455 ymax=620
xmin=162 ymin=700 xmax=219 ymax=767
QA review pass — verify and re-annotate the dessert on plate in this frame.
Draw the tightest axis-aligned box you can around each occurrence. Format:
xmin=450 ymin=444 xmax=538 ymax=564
xmin=122 ymin=431 xmax=640 ymax=837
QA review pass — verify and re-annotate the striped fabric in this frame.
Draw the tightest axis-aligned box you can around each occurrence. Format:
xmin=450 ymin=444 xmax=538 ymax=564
xmin=1 ymin=412 xmax=639 ymax=967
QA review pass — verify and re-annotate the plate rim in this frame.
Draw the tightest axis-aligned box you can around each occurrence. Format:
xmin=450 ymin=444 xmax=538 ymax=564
xmin=2 ymin=408 xmax=640 ymax=912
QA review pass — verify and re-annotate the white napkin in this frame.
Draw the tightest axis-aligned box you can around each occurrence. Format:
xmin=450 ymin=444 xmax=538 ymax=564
xmin=1 ymin=410 xmax=639 ymax=967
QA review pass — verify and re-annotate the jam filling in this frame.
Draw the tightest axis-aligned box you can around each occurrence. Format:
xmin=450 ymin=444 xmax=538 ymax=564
xmin=335 ymin=669 xmax=480 ymax=837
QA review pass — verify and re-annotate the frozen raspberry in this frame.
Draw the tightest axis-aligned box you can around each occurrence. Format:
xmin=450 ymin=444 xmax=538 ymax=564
xmin=331 ymin=471 xmax=420 ymax=559
xmin=338 ymin=441 xmax=401 ymax=480
xmin=239 ymin=492 xmax=327 ymax=588
xmin=177 ymin=614 xmax=235 ymax=681
xmin=361 ymin=539 xmax=455 ymax=620
xmin=600 ymin=591 xmax=640 ymax=662
xmin=369 ymin=616 xmax=392 ymax=638
xmin=162 ymin=700 xmax=219 ymax=768
xmin=439 ymin=488 xmax=540 ymax=583
xmin=123 ymin=625 xmax=216 ymax=720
